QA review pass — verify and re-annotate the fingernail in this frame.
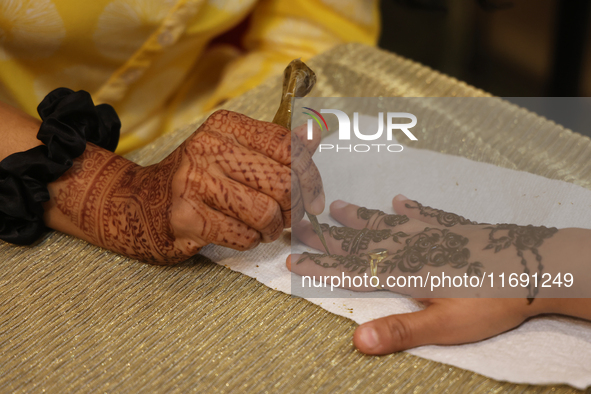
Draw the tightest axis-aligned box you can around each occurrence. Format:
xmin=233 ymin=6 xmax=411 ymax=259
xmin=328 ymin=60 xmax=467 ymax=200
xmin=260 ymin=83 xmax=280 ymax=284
xmin=310 ymin=194 xmax=325 ymax=215
xmin=358 ymin=325 xmax=379 ymax=350
xmin=394 ymin=194 xmax=409 ymax=202
xmin=331 ymin=199 xmax=348 ymax=210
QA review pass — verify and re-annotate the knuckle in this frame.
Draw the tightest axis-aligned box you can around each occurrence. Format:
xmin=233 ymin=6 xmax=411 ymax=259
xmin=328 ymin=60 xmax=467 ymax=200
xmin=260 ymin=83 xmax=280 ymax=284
xmin=255 ymin=198 xmax=281 ymax=229
xmin=203 ymin=110 xmax=242 ymax=134
xmin=208 ymin=109 xmax=230 ymax=122
xmin=291 ymin=204 xmax=305 ymax=226
xmin=182 ymin=239 xmax=203 ymax=256
xmin=282 ymin=210 xmax=292 ymax=229
xmin=386 ymin=318 xmax=413 ymax=348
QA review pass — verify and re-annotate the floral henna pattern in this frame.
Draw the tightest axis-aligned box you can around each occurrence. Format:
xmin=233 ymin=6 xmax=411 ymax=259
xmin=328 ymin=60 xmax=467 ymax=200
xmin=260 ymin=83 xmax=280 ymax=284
xmin=320 ymin=224 xmax=394 ymax=254
xmin=483 ymin=224 xmax=558 ymax=301
xmin=302 ymin=205 xmax=557 ymax=302
xmin=357 ymin=207 xmax=385 ymax=221
xmin=383 ymin=215 xmax=410 ymax=227
xmin=320 ymin=223 xmax=409 ymax=254
xmin=404 ymin=200 xmax=478 ymax=227
xmin=303 ymin=227 xmax=482 ymax=278
xmin=357 ymin=207 xmax=410 ymax=229
xmin=385 ymin=228 xmax=482 ymax=275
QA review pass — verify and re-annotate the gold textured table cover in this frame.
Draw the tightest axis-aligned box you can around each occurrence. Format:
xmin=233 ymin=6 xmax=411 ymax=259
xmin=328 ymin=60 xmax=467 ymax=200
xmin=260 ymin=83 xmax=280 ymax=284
xmin=2 ymin=43 xmax=591 ymax=393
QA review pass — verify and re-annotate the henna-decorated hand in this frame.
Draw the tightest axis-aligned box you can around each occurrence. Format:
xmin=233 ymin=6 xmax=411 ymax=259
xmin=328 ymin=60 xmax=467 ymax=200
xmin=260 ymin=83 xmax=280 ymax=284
xmin=287 ymin=195 xmax=591 ymax=355
xmin=45 ymin=110 xmax=324 ymax=264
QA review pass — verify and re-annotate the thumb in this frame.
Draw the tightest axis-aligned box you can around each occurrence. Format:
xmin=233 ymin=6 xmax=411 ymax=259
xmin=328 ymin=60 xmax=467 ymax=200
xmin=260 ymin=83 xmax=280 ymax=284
xmin=353 ymin=304 xmax=448 ymax=355
xmin=292 ymin=122 xmax=322 ymax=155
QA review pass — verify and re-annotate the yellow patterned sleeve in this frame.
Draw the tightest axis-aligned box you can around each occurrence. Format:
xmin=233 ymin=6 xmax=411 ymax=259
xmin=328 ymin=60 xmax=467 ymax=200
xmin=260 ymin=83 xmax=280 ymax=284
xmin=203 ymin=0 xmax=380 ymax=111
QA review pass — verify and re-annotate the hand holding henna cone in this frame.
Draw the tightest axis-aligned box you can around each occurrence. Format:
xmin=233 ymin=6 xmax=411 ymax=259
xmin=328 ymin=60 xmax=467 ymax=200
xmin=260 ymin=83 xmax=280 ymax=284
xmin=47 ymin=108 xmax=322 ymax=264
xmin=41 ymin=61 xmax=325 ymax=264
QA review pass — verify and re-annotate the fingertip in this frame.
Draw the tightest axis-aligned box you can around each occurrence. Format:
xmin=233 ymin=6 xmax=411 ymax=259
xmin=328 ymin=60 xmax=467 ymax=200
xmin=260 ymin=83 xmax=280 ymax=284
xmin=244 ymin=231 xmax=262 ymax=250
xmin=330 ymin=199 xmax=349 ymax=211
xmin=293 ymin=122 xmax=321 ymax=152
xmin=353 ymin=324 xmax=382 ymax=355
xmin=392 ymin=194 xmax=409 ymax=204
xmin=292 ymin=123 xmax=306 ymax=134
xmin=309 ymin=193 xmax=325 ymax=215
xmin=286 ymin=254 xmax=304 ymax=271
xmin=392 ymin=194 xmax=412 ymax=214
xmin=286 ymin=255 xmax=293 ymax=270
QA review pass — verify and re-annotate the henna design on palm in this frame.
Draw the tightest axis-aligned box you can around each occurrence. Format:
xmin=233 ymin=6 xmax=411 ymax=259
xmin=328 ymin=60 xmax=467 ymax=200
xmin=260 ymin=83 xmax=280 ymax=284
xmin=357 ymin=207 xmax=410 ymax=229
xmin=320 ymin=223 xmax=409 ymax=254
xmin=320 ymin=224 xmax=397 ymax=254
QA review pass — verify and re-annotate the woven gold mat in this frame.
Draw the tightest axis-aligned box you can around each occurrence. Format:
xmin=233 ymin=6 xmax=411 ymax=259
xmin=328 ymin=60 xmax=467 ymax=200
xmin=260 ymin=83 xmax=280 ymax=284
xmin=2 ymin=43 xmax=590 ymax=393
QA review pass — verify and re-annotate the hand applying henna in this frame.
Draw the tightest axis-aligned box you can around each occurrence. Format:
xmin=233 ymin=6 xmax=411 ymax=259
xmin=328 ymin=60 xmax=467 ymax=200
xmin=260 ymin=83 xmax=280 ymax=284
xmin=1 ymin=68 xmax=325 ymax=265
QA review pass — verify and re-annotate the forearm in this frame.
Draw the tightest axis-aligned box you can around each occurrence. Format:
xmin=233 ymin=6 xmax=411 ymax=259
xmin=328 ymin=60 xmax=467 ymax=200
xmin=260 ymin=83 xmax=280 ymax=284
xmin=0 ymin=100 xmax=79 ymax=235
xmin=0 ymin=101 xmax=43 ymax=161
xmin=1 ymin=100 xmax=169 ymax=261
xmin=2 ymin=104 xmax=321 ymax=264
xmin=41 ymin=143 xmax=137 ymax=250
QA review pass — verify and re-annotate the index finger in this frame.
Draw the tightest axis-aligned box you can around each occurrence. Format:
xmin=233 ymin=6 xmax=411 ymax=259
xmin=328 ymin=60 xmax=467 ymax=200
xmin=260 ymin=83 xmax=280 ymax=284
xmin=204 ymin=110 xmax=290 ymax=163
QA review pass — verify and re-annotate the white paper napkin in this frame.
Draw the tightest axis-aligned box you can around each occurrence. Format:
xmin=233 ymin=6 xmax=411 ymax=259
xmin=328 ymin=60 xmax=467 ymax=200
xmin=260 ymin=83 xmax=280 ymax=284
xmin=200 ymin=116 xmax=591 ymax=389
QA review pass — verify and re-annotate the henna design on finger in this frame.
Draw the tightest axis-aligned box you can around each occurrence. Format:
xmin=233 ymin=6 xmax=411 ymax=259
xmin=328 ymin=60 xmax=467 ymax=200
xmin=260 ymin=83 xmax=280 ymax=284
xmin=357 ymin=207 xmax=410 ymax=229
xmin=319 ymin=223 xmax=408 ymax=254
xmin=181 ymin=130 xmax=290 ymax=244
xmin=203 ymin=110 xmax=290 ymax=164
xmin=404 ymin=200 xmax=478 ymax=227
xmin=383 ymin=215 xmax=410 ymax=227
xmin=483 ymin=224 xmax=558 ymax=302
xmin=297 ymin=252 xmax=373 ymax=275
xmin=357 ymin=207 xmax=385 ymax=221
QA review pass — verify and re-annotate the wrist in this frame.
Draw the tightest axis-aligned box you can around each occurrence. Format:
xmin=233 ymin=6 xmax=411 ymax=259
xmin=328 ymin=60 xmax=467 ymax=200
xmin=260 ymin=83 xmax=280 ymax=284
xmin=522 ymin=228 xmax=591 ymax=318
xmin=43 ymin=143 xmax=139 ymax=245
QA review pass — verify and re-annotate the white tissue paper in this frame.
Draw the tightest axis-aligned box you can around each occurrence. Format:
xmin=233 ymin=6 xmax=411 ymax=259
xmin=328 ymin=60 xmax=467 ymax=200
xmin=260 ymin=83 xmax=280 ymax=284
xmin=200 ymin=115 xmax=591 ymax=389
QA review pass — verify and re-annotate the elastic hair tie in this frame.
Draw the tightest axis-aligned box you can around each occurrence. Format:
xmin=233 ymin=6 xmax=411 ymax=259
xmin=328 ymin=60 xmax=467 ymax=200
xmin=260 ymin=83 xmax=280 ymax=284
xmin=0 ymin=88 xmax=120 ymax=245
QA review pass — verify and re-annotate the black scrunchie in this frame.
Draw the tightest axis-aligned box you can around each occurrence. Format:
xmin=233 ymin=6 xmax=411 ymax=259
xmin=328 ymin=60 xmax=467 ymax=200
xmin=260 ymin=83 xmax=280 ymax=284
xmin=0 ymin=88 xmax=120 ymax=245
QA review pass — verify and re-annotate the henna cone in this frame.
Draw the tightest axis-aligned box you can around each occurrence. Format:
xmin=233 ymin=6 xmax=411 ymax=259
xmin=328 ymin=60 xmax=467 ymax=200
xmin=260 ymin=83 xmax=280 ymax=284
xmin=273 ymin=59 xmax=330 ymax=254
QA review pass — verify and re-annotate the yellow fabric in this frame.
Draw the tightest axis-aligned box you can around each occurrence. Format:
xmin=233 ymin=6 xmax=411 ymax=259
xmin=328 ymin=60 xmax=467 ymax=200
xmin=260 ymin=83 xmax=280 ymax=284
xmin=0 ymin=0 xmax=380 ymax=154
